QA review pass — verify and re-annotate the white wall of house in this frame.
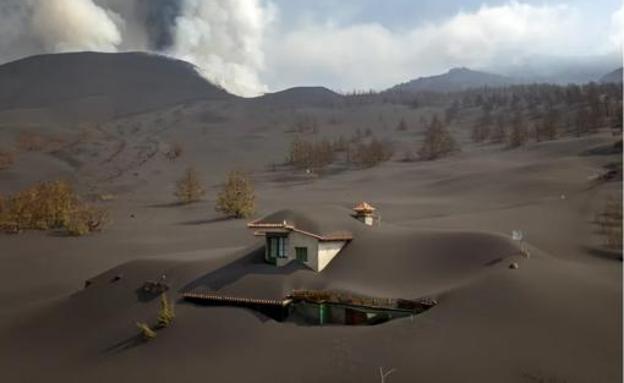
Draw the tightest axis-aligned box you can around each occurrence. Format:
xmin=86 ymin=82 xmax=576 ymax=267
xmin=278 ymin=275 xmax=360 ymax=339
xmin=318 ymin=241 xmax=347 ymax=271
xmin=263 ymin=231 xmax=346 ymax=271
xmin=355 ymin=214 xmax=374 ymax=226
xmin=287 ymin=231 xmax=319 ymax=270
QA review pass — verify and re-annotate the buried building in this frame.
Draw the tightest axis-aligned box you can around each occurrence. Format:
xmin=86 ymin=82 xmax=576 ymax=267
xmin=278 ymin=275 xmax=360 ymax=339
xmin=178 ymin=204 xmax=527 ymax=326
xmin=247 ymin=202 xmax=379 ymax=271
xmin=247 ymin=209 xmax=355 ymax=271
xmin=182 ymin=205 xmax=440 ymax=326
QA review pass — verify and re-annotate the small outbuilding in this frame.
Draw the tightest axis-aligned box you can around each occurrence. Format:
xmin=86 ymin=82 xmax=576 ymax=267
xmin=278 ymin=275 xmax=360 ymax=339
xmin=247 ymin=209 xmax=353 ymax=272
xmin=352 ymin=201 xmax=378 ymax=226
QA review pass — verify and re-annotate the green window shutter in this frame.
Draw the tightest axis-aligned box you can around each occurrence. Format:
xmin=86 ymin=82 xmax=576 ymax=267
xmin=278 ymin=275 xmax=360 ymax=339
xmin=295 ymin=247 xmax=308 ymax=262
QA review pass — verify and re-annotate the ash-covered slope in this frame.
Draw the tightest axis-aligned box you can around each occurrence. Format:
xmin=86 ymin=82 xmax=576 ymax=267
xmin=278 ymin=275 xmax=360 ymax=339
xmin=390 ymin=67 xmax=515 ymax=93
xmin=600 ymin=67 xmax=623 ymax=84
xmin=256 ymin=86 xmax=343 ymax=108
xmin=0 ymin=51 xmax=234 ymax=120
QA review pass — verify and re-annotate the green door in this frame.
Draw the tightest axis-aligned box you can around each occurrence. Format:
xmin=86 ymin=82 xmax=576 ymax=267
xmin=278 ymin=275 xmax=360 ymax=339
xmin=267 ymin=236 xmax=286 ymax=264
xmin=319 ymin=303 xmax=329 ymax=325
xmin=266 ymin=237 xmax=277 ymax=264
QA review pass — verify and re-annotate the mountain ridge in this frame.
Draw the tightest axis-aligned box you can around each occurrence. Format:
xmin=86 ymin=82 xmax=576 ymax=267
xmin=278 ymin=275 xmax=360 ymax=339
xmin=0 ymin=51 xmax=234 ymax=121
xmin=389 ymin=67 xmax=516 ymax=93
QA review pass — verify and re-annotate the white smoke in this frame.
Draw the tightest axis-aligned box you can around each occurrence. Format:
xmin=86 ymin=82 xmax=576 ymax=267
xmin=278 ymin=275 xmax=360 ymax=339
xmin=0 ymin=0 xmax=123 ymax=61
xmin=0 ymin=0 xmax=273 ymax=97
xmin=169 ymin=0 xmax=273 ymax=96
xmin=32 ymin=0 xmax=123 ymax=52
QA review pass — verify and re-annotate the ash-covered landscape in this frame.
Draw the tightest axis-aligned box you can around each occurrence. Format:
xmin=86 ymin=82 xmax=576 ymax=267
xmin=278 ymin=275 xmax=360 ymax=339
xmin=0 ymin=1 xmax=622 ymax=383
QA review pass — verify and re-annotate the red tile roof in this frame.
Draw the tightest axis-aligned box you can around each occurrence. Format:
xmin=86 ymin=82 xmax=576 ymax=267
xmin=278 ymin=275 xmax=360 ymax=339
xmin=353 ymin=201 xmax=376 ymax=213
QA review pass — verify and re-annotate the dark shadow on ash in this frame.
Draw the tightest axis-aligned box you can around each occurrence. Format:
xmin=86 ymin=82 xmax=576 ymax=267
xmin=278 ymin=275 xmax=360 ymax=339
xmin=147 ymin=201 xmax=188 ymax=208
xmin=48 ymin=229 xmax=73 ymax=237
xmin=179 ymin=216 xmax=230 ymax=225
xmin=180 ymin=298 xmax=285 ymax=322
xmin=484 ymin=257 xmax=504 ymax=266
xmin=583 ymin=246 xmax=623 ymax=261
xmin=104 ymin=334 xmax=145 ymax=354
xmin=181 ymin=245 xmax=306 ymax=293
xmin=580 ymin=140 xmax=622 ymax=156
xmin=135 ymin=279 xmax=170 ymax=302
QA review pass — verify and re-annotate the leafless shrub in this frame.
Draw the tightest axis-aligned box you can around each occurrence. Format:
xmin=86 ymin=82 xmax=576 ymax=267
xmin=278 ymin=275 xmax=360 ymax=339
xmin=379 ymin=367 xmax=396 ymax=383
xmin=216 ymin=170 xmax=256 ymax=218
xmin=596 ymin=196 xmax=622 ymax=249
xmin=331 ymin=135 xmax=349 ymax=152
xmin=64 ymin=205 xmax=108 ymax=236
xmin=288 ymin=137 xmax=335 ymax=171
xmin=507 ymin=112 xmax=529 ymax=148
xmin=174 ymin=166 xmax=205 ymax=204
xmin=157 ymin=293 xmax=175 ymax=329
xmin=165 ymin=142 xmax=183 ymax=160
xmin=396 ymin=118 xmax=408 ymax=131
xmin=418 ymin=115 xmax=457 ymax=160
xmin=16 ymin=131 xmax=46 ymax=151
xmin=136 ymin=322 xmax=156 ymax=341
xmin=351 ymin=137 xmax=394 ymax=168
xmin=0 ymin=180 xmax=108 ymax=235
xmin=0 ymin=151 xmax=15 ymax=170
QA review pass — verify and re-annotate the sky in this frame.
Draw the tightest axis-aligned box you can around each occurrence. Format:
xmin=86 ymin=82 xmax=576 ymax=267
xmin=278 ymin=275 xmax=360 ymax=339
xmin=0 ymin=0 xmax=622 ymax=96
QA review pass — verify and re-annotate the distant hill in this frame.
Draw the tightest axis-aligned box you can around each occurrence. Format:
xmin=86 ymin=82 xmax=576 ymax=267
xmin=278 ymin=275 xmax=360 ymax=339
xmin=600 ymin=67 xmax=623 ymax=84
xmin=256 ymin=86 xmax=342 ymax=108
xmin=492 ymin=53 xmax=621 ymax=84
xmin=0 ymin=51 xmax=233 ymax=121
xmin=389 ymin=67 xmax=515 ymax=93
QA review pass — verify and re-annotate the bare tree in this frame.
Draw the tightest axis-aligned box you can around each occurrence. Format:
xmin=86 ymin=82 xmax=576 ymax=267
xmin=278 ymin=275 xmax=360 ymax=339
xmin=174 ymin=166 xmax=205 ymax=204
xmin=507 ymin=112 xmax=528 ymax=148
xmin=215 ymin=171 xmax=256 ymax=218
xmin=0 ymin=151 xmax=15 ymax=170
xmin=596 ymin=196 xmax=622 ymax=249
xmin=379 ymin=367 xmax=396 ymax=383
xmin=396 ymin=118 xmax=408 ymax=131
xmin=490 ymin=114 xmax=507 ymax=144
xmin=418 ymin=115 xmax=457 ymax=160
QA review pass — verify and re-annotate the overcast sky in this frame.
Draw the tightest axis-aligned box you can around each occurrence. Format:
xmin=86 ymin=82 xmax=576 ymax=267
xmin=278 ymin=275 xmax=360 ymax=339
xmin=0 ymin=0 xmax=622 ymax=96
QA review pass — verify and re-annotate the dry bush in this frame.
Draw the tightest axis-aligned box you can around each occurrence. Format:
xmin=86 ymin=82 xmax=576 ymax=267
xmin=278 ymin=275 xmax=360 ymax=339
xmin=534 ymin=108 xmax=559 ymax=142
xmin=0 ymin=180 xmax=108 ymax=235
xmin=331 ymin=135 xmax=349 ymax=152
xmin=418 ymin=116 xmax=457 ymax=160
xmin=64 ymin=205 xmax=108 ymax=236
xmin=288 ymin=137 xmax=335 ymax=171
xmin=400 ymin=149 xmax=416 ymax=162
xmin=507 ymin=112 xmax=529 ymax=148
xmin=98 ymin=193 xmax=115 ymax=202
xmin=136 ymin=322 xmax=157 ymax=341
xmin=174 ymin=166 xmax=205 ymax=204
xmin=157 ymin=293 xmax=175 ymax=329
xmin=216 ymin=170 xmax=256 ymax=218
xmin=597 ymin=196 xmax=622 ymax=249
xmin=293 ymin=114 xmax=318 ymax=134
xmin=471 ymin=110 xmax=493 ymax=143
xmin=0 ymin=151 xmax=15 ymax=170
xmin=46 ymin=136 xmax=66 ymax=151
xmin=16 ymin=131 xmax=46 ymax=151
xmin=351 ymin=137 xmax=394 ymax=168
xmin=490 ymin=114 xmax=507 ymax=144
xmin=165 ymin=142 xmax=183 ymax=160
xmin=396 ymin=118 xmax=408 ymax=131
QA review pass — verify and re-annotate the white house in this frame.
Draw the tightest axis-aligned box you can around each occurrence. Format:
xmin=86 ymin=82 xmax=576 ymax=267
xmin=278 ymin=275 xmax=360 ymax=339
xmin=247 ymin=209 xmax=353 ymax=272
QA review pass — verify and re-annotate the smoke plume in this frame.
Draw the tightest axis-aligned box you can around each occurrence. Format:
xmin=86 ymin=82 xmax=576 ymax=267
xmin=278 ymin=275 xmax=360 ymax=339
xmin=0 ymin=0 xmax=272 ymax=96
